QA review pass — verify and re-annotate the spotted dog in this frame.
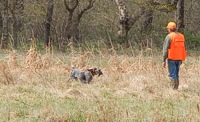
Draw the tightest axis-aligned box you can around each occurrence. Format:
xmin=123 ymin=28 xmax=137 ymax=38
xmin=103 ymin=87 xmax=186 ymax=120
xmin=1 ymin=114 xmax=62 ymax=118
xmin=69 ymin=67 xmax=103 ymax=83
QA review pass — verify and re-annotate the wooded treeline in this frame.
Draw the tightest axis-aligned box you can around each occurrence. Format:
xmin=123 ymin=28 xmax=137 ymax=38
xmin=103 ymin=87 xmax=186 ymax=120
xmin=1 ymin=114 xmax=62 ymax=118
xmin=0 ymin=0 xmax=200 ymax=51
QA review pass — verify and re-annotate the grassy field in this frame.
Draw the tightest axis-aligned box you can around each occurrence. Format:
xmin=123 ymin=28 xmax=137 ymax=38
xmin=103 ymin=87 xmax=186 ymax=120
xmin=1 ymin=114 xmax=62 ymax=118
xmin=0 ymin=47 xmax=199 ymax=122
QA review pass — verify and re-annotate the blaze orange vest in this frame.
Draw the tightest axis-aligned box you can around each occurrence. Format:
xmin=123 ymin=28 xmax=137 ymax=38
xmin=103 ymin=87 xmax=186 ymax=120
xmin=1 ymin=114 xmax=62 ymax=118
xmin=168 ymin=32 xmax=187 ymax=60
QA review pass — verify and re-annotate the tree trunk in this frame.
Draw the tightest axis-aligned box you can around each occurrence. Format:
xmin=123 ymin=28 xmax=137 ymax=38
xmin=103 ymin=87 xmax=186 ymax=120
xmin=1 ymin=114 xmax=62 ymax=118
xmin=64 ymin=0 xmax=94 ymax=42
xmin=176 ymin=0 xmax=184 ymax=33
xmin=13 ymin=16 xmax=18 ymax=49
xmin=115 ymin=0 xmax=145 ymax=46
xmin=115 ymin=0 xmax=129 ymax=46
xmin=1 ymin=0 xmax=9 ymax=49
xmin=0 ymin=13 xmax=2 ymax=33
xmin=171 ymin=0 xmax=179 ymax=7
xmin=10 ymin=0 xmax=24 ymax=49
xmin=65 ymin=21 xmax=79 ymax=41
xmin=141 ymin=9 xmax=154 ymax=34
xmin=45 ymin=0 xmax=54 ymax=47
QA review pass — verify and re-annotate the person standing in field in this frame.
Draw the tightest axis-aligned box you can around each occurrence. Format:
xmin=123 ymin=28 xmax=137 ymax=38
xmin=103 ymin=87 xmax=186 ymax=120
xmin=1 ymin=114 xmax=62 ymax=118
xmin=162 ymin=22 xmax=187 ymax=90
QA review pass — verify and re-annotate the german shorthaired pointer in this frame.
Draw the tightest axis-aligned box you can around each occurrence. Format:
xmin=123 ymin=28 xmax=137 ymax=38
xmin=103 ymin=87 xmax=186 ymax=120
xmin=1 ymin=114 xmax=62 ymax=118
xmin=69 ymin=67 xmax=103 ymax=83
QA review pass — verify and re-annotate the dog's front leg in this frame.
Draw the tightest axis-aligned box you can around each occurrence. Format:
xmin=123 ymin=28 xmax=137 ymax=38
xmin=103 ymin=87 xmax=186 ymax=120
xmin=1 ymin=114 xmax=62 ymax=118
xmin=85 ymin=72 xmax=92 ymax=84
xmin=79 ymin=78 xmax=86 ymax=83
xmin=79 ymin=72 xmax=87 ymax=83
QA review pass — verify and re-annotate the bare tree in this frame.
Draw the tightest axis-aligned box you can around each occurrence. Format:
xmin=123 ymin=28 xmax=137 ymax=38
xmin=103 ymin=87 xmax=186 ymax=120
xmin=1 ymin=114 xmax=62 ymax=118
xmin=64 ymin=0 xmax=95 ymax=41
xmin=9 ymin=0 xmax=24 ymax=49
xmin=45 ymin=0 xmax=54 ymax=47
xmin=149 ymin=0 xmax=178 ymax=13
xmin=141 ymin=0 xmax=179 ymax=34
xmin=171 ymin=0 xmax=179 ymax=7
xmin=0 ymin=9 xmax=2 ymax=35
xmin=148 ymin=0 xmax=183 ymax=33
xmin=141 ymin=9 xmax=154 ymax=34
xmin=176 ymin=0 xmax=184 ymax=33
xmin=1 ymin=0 xmax=9 ymax=49
xmin=115 ymin=0 xmax=145 ymax=46
xmin=115 ymin=0 xmax=181 ymax=47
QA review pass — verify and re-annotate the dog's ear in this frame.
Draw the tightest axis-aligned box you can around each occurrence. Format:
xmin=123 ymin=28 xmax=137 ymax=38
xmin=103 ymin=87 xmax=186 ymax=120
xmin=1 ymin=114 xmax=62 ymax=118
xmin=93 ymin=67 xmax=97 ymax=71
xmin=87 ymin=68 xmax=93 ymax=72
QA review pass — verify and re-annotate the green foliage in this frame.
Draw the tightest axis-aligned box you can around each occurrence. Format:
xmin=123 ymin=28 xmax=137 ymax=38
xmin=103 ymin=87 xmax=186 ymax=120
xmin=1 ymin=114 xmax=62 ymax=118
xmin=185 ymin=31 xmax=200 ymax=50
xmin=151 ymin=4 xmax=176 ymax=12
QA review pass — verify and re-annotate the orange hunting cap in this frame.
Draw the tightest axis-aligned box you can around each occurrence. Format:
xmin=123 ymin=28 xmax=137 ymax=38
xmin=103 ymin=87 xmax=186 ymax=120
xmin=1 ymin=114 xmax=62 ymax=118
xmin=166 ymin=22 xmax=176 ymax=29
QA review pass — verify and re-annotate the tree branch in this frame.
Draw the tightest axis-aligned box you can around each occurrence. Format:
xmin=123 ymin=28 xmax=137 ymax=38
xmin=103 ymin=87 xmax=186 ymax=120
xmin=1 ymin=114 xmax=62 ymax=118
xmin=77 ymin=0 xmax=95 ymax=21
xmin=128 ymin=8 xmax=145 ymax=31
xmin=171 ymin=0 xmax=179 ymax=7
xmin=149 ymin=0 xmax=178 ymax=13
xmin=64 ymin=0 xmax=79 ymax=12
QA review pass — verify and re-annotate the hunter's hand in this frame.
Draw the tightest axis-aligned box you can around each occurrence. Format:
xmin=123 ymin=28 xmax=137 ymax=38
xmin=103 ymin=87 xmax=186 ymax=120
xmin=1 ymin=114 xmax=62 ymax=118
xmin=162 ymin=62 xmax=166 ymax=68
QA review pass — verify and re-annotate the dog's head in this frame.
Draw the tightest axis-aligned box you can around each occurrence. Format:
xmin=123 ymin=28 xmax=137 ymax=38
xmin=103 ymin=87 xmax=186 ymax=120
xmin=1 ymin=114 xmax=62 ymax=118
xmin=87 ymin=68 xmax=103 ymax=76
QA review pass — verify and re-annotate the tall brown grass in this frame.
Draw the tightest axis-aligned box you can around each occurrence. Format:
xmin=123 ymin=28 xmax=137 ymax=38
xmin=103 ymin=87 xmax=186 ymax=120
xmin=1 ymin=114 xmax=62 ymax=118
xmin=0 ymin=61 xmax=14 ymax=84
xmin=0 ymin=43 xmax=199 ymax=121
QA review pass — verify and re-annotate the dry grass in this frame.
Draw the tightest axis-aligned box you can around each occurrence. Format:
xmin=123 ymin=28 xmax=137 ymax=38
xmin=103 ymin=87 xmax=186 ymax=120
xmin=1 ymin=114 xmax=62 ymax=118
xmin=0 ymin=47 xmax=199 ymax=121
